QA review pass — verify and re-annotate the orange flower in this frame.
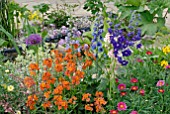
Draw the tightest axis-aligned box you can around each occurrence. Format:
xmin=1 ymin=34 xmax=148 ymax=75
xmin=64 ymin=53 xmax=73 ymax=61
xmin=85 ymin=104 xmax=93 ymax=111
xmin=66 ymin=61 xmax=76 ymax=73
xmin=75 ymin=70 xmax=84 ymax=78
xmin=47 ymin=77 xmax=56 ymax=84
xmin=44 ymin=91 xmax=51 ymax=99
xmin=43 ymin=58 xmax=52 ymax=68
xmin=29 ymin=63 xmax=39 ymax=71
xmin=40 ymin=82 xmax=50 ymax=91
xmin=94 ymin=97 xmax=107 ymax=106
xmin=42 ymin=101 xmax=52 ymax=109
xmin=55 ymin=64 xmax=63 ymax=72
xmin=26 ymin=94 xmax=38 ymax=110
xmin=68 ymin=96 xmax=77 ymax=104
xmin=95 ymin=91 xmax=104 ymax=97
xmin=65 ymin=48 xmax=72 ymax=53
xmin=64 ymin=70 xmax=71 ymax=77
xmin=29 ymin=71 xmax=36 ymax=76
xmin=62 ymin=81 xmax=70 ymax=90
xmin=73 ymin=43 xmax=79 ymax=49
xmin=24 ymin=76 xmax=35 ymax=88
xmin=42 ymin=72 xmax=51 ymax=81
xmin=53 ymin=95 xmax=63 ymax=101
xmin=57 ymin=100 xmax=68 ymax=110
xmin=53 ymin=85 xmax=63 ymax=94
xmin=72 ymin=76 xmax=80 ymax=85
xmin=82 ymin=60 xmax=93 ymax=70
xmin=82 ymin=93 xmax=91 ymax=102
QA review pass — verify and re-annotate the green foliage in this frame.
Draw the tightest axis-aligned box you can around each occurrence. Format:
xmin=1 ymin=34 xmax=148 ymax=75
xmin=109 ymin=0 xmax=170 ymax=35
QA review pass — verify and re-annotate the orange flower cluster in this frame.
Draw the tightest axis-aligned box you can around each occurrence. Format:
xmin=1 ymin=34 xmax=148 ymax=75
xmin=42 ymin=101 xmax=52 ymax=109
xmin=82 ymin=93 xmax=91 ymax=102
xmin=43 ymin=58 xmax=52 ymax=68
xmin=25 ymin=45 xmax=96 ymax=111
xmin=68 ymin=96 xmax=77 ymax=105
xmin=83 ymin=91 xmax=107 ymax=113
xmin=40 ymin=71 xmax=56 ymax=91
xmin=53 ymin=95 xmax=68 ymax=110
xmin=94 ymin=91 xmax=107 ymax=112
xmin=26 ymin=94 xmax=38 ymax=110
xmin=29 ymin=63 xmax=39 ymax=76
xmin=24 ymin=76 xmax=35 ymax=88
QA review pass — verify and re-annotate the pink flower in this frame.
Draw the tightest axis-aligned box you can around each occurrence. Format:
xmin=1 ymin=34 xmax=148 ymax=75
xmin=130 ymin=111 xmax=138 ymax=114
xmin=156 ymin=80 xmax=165 ymax=87
xmin=130 ymin=78 xmax=138 ymax=83
xmin=146 ymin=51 xmax=152 ymax=55
xmin=139 ymin=89 xmax=145 ymax=96
xmin=136 ymin=58 xmax=143 ymax=63
xmin=117 ymin=102 xmax=127 ymax=111
xmin=110 ymin=110 xmax=118 ymax=114
xmin=166 ymin=65 xmax=170 ymax=69
xmin=118 ymin=84 xmax=126 ymax=91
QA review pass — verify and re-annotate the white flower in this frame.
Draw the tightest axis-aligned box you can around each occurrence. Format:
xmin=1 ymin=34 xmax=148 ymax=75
xmin=16 ymin=110 xmax=21 ymax=114
xmin=7 ymin=85 xmax=14 ymax=92
xmin=104 ymin=33 xmax=111 ymax=43
xmin=92 ymin=74 xmax=97 ymax=79
xmin=5 ymin=69 xmax=10 ymax=73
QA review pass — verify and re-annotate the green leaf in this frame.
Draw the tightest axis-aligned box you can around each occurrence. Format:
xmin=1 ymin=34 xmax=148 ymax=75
xmin=118 ymin=6 xmax=138 ymax=19
xmin=0 ymin=39 xmax=8 ymax=47
xmin=125 ymin=0 xmax=141 ymax=6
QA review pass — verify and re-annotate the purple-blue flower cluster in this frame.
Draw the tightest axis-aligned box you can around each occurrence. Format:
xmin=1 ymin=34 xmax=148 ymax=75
xmin=91 ymin=15 xmax=105 ymax=57
xmin=25 ymin=34 xmax=42 ymax=45
xmin=108 ymin=13 xmax=142 ymax=66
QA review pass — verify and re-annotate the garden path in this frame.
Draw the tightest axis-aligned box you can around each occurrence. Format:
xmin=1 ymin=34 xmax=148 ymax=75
xmin=14 ymin=0 xmax=170 ymax=27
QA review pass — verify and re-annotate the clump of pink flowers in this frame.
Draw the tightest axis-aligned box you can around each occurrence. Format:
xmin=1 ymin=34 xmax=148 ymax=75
xmin=117 ymin=102 xmax=127 ymax=111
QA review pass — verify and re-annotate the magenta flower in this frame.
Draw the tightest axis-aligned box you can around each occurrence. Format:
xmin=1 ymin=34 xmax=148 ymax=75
xmin=110 ymin=110 xmax=118 ymax=114
xmin=117 ymin=102 xmax=127 ymax=111
xmin=25 ymin=34 xmax=42 ymax=45
xmin=118 ymin=83 xmax=126 ymax=91
xmin=130 ymin=111 xmax=138 ymax=114
xmin=156 ymin=80 xmax=165 ymax=87
xmin=130 ymin=78 xmax=138 ymax=83
xmin=139 ymin=89 xmax=145 ymax=96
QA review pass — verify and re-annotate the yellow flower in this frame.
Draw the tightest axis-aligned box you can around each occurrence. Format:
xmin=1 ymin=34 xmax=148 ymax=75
xmin=161 ymin=60 xmax=168 ymax=68
xmin=1 ymin=84 xmax=7 ymax=89
xmin=5 ymin=69 xmax=9 ymax=73
xmin=7 ymin=85 xmax=14 ymax=92
xmin=28 ymin=10 xmax=40 ymax=21
xmin=162 ymin=46 xmax=170 ymax=54
xmin=16 ymin=110 xmax=21 ymax=114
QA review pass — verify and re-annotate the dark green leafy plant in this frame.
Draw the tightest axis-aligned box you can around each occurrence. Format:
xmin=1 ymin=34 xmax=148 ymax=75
xmin=109 ymin=0 xmax=170 ymax=35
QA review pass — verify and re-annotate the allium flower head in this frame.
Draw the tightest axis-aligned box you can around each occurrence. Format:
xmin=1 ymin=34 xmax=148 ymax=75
xmin=156 ymin=80 xmax=165 ymax=87
xmin=117 ymin=102 xmax=127 ymax=111
xmin=118 ymin=83 xmax=126 ymax=91
xmin=130 ymin=111 xmax=138 ymax=114
xmin=25 ymin=34 xmax=42 ymax=45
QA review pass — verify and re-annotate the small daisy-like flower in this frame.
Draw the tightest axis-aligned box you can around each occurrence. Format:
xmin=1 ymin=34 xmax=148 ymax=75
xmin=117 ymin=102 xmax=127 ymax=111
xmin=118 ymin=83 xmax=126 ymax=91
xmin=156 ymin=80 xmax=165 ymax=87
xmin=130 ymin=110 xmax=138 ymax=114
xmin=110 ymin=110 xmax=118 ymax=114
xmin=139 ymin=89 xmax=145 ymax=96
xmin=130 ymin=78 xmax=138 ymax=83
xmin=7 ymin=85 xmax=14 ymax=92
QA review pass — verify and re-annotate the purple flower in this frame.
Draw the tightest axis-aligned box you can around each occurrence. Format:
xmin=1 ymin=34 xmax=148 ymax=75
xmin=25 ymin=34 xmax=42 ymax=45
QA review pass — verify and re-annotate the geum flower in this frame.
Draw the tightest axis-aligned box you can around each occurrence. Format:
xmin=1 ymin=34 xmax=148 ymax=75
xmin=25 ymin=34 xmax=42 ymax=45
